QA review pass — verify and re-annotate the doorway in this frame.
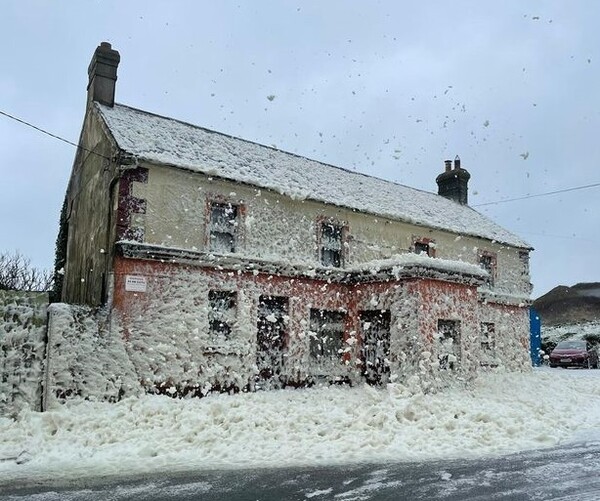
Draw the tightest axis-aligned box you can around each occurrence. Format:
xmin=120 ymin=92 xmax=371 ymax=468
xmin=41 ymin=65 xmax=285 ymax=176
xmin=256 ymin=295 xmax=288 ymax=388
xmin=360 ymin=310 xmax=391 ymax=385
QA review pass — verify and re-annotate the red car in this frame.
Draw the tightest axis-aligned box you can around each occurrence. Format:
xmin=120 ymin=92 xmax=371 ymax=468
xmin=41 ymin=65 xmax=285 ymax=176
xmin=549 ymin=340 xmax=599 ymax=369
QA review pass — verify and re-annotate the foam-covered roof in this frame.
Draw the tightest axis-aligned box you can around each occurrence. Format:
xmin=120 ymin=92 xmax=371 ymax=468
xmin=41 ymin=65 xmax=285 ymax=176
xmin=97 ymin=103 xmax=531 ymax=249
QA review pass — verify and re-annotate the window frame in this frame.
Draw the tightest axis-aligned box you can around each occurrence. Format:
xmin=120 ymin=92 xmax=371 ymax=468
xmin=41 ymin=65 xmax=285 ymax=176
xmin=480 ymin=322 xmax=495 ymax=353
xmin=480 ymin=322 xmax=497 ymax=367
xmin=317 ymin=218 xmax=347 ymax=268
xmin=207 ymin=199 xmax=242 ymax=254
xmin=478 ymin=250 xmax=497 ymax=286
xmin=308 ymin=308 xmax=346 ymax=363
xmin=208 ymin=290 xmax=237 ymax=339
xmin=518 ymin=250 xmax=533 ymax=293
xmin=437 ymin=319 xmax=461 ymax=370
xmin=412 ymin=236 xmax=436 ymax=257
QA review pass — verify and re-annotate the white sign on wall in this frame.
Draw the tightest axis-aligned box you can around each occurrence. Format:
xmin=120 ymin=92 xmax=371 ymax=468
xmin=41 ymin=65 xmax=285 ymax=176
xmin=125 ymin=275 xmax=147 ymax=292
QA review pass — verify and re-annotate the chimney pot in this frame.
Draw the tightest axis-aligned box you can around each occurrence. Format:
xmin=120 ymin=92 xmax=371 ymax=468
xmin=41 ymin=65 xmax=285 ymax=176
xmin=436 ymin=155 xmax=471 ymax=205
xmin=454 ymin=155 xmax=461 ymax=170
xmin=87 ymin=42 xmax=120 ymax=107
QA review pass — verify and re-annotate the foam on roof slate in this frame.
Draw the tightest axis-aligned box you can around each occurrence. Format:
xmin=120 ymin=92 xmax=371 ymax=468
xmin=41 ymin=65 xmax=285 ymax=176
xmin=97 ymin=103 xmax=531 ymax=249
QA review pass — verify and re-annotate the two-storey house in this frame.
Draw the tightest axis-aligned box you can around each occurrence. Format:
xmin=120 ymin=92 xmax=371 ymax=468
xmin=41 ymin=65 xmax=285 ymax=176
xmin=57 ymin=43 xmax=533 ymax=395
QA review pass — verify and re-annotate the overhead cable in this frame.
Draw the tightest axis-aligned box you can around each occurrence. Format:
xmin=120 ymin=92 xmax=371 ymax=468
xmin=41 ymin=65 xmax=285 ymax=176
xmin=0 ymin=108 xmax=111 ymax=161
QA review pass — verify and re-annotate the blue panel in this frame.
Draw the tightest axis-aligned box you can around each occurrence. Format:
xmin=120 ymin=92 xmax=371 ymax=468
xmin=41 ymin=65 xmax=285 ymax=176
xmin=530 ymin=307 xmax=542 ymax=366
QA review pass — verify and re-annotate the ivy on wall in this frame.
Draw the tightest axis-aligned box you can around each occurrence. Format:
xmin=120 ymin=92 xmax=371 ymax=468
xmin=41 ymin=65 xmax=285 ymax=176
xmin=51 ymin=196 xmax=68 ymax=303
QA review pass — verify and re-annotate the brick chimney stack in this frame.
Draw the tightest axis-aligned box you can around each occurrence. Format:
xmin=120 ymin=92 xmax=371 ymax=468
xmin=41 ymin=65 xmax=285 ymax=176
xmin=87 ymin=42 xmax=120 ymax=107
xmin=436 ymin=156 xmax=471 ymax=205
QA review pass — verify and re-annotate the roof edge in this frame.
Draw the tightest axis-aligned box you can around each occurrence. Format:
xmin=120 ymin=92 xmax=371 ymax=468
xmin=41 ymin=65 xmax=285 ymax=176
xmin=97 ymin=102 xmax=532 ymax=250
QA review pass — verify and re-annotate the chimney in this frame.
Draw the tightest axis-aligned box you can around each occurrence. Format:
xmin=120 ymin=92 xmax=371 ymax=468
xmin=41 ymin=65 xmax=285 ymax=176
xmin=87 ymin=42 xmax=120 ymax=107
xmin=436 ymin=155 xmax=471 ymax=205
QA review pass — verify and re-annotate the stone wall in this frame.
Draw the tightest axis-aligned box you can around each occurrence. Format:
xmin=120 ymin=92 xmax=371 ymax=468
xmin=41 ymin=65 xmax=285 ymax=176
xmin=43 ymin=303 xmax=141 ymax=409
xmin=61 ymin=105 xmax=120 ymax=306
xmin=0 ymin=291 xmax=48 ymax=417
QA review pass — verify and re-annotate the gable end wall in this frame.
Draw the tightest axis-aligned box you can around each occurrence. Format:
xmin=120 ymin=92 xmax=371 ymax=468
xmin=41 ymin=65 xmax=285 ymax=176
xmin=62 ymin=106 xmax=120 ymax=306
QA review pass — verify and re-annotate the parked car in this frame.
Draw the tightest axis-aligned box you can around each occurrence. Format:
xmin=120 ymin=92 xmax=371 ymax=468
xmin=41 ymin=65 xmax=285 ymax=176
xmin=549 ymin=340 xmax=599 ymax=369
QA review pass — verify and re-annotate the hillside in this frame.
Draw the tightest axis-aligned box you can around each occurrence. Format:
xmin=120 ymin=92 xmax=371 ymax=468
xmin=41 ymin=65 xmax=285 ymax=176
xmin=533 ymin=282 xmax=600 ymax=326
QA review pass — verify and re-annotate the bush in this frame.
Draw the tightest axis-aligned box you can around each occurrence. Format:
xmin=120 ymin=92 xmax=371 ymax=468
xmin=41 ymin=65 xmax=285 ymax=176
xmin=0 ymin=251 xmax=53 ymax=292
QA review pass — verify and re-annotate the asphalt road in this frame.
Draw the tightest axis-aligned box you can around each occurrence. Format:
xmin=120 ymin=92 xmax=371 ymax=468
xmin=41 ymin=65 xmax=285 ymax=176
xmin=2 ymin=440 xmax=600 ymax=501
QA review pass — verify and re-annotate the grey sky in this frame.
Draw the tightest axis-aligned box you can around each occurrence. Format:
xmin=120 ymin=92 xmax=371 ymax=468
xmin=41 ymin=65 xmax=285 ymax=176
xmin=1 ymin=1 xmax=599 ymax=297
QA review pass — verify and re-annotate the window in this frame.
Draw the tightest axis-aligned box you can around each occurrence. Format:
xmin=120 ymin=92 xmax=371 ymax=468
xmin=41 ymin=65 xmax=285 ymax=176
xmin=437 ymin=319 xmax=461 ymax=370
xmin=480 ymin=322 xmax=495 ymax=352
xmin=208 ymin=290 xmax=237 ymax=338
xmin=209 ymin=202 xmax=238 ymax=253
xmin=480 ymin=322 xmax=496 ymax=366
xmin=414 ymin=241 xmax=430 ymax=256
xmin=412 ymin=237 xmax=435 ymax=257
xmin=478 ymin=251 xmax=496 ymax=286
xmin=519 ymin=250 xmax=532 ymax=292
xmin=518 ymin=251 xmax=530 ymax=276
xmin=309 ymin=309 xmax=346 ymax=362
xmin=320 ymin=221 xmax=343 ymax=267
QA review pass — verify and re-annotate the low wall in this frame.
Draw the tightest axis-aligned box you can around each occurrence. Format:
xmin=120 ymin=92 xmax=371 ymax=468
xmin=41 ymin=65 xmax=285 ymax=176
xmin=43 ymin=303 xmax=141 ymax=409
xmin=0 ymin=291 xmax=48 ymax=417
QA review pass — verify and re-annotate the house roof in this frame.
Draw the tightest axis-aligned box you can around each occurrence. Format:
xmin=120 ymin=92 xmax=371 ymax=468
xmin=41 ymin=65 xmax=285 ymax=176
xmin=97 ymin=102 xmax=531 ymax=249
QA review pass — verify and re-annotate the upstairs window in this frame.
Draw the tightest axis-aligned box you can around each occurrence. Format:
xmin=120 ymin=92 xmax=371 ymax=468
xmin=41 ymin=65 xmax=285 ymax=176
xmin=309 ymin=309 xmax=346 ymax=362
xmin=478 ymin=251 xmax=497 ymax=286
xmin=414 ymin=241 xmax=430 ymax=256
xmin=320 ymin=221 xmax=343 ymax=267
xmin=209 ymin=202 xmax=238 ymax=253
xmin=519 ymin=250 xmax=532 ymax=292
xmin=413 ymin=237 xmax=435 ymax=257
xmin=518 ymin=251 xmax=530 ymax=276
xmin=208 ymin=290 xmax=237 ymax=338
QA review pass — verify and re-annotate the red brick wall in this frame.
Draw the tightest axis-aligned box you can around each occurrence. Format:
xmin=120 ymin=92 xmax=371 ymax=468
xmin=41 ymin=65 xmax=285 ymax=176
xmin=109 ymin=256 xmax=529 ymax=390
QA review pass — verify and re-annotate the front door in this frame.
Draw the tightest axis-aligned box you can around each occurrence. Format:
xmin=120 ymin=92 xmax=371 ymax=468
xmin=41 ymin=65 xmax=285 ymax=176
xmin=360 ymin=310 xmax=391 ymax=385
xmin=256 ymin=296 xmax=288 ymax=389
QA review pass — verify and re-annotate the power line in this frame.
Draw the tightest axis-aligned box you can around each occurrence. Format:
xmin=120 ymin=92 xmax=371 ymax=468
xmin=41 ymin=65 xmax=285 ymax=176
xmin=515 ymin=230 xmax=600 ymax=245
xmin=0 ymin=108 xmax=111 ymax=161
xmin=473 ymin=181 xmax=600 ymax=206
xmin=3 ymin=106 xmax=600 ymax=208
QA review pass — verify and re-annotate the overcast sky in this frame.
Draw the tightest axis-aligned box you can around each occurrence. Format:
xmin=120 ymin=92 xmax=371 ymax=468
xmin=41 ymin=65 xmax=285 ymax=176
xmin=1 ymin=1 xmax=599 ymax=297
